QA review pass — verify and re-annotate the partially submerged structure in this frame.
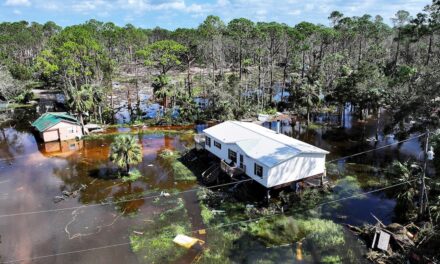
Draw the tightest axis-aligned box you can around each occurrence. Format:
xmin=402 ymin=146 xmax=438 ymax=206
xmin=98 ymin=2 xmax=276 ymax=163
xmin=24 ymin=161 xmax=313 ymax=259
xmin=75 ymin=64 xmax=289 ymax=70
xmin=32 ymin=112 xmax=83 ymax=142
xmin=196 ymin=121 xmax=329 ymax=189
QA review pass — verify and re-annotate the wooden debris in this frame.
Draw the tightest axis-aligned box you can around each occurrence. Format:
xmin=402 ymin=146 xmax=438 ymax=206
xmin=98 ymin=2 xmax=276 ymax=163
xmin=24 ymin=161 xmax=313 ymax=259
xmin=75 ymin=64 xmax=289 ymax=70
xmin=347 ymin=215 xmax=422 ymax=264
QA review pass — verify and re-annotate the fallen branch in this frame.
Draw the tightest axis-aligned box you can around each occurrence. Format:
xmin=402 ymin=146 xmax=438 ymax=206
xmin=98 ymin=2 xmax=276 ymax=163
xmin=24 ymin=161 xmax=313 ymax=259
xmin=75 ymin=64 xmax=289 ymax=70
xmin=65 ymin=207 xmax=126 ymax=240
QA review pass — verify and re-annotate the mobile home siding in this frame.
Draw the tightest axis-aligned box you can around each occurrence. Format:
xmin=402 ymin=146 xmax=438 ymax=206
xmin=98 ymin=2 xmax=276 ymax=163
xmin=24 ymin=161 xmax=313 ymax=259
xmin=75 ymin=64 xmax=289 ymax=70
xmin=204 ymin=134 xmax=269 ymax=186
xmin=266 ymin=153 xmax=326 ymax=188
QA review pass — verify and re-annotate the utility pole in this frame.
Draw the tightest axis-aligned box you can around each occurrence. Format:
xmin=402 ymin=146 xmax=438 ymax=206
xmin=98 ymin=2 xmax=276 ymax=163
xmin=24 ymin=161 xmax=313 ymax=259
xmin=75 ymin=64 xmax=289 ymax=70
xmin=419 ymin=130 xmax=429 ymax=218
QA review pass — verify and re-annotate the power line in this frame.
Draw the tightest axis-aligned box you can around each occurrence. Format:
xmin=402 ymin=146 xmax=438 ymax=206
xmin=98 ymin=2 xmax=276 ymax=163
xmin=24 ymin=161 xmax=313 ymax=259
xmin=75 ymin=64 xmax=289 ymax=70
xmin=326 ymin=133 xmax=426 ymax=164
xmin=1 ymin=178 xmax=417 ymax=264
xmin=186 ymin=179 xmax=419 ymax=235
xmin=0 ymin=179 xmax=252 ymax=218
xmin=1 ymin=242 xmax=131 ymax=264
xmin=0 ymin=133 xmax=425 ymax=218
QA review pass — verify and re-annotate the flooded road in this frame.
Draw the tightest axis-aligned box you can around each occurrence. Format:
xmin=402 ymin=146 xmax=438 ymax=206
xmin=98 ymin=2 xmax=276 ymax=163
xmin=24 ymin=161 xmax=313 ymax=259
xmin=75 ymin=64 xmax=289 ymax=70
xmin=0 ymin=107 xmax=430 ymax=263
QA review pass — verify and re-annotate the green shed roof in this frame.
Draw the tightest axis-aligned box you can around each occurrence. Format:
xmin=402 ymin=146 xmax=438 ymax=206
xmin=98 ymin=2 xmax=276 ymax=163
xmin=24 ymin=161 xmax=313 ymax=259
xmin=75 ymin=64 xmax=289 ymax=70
xmin=32 ymin=112 xmax=80 ymax=132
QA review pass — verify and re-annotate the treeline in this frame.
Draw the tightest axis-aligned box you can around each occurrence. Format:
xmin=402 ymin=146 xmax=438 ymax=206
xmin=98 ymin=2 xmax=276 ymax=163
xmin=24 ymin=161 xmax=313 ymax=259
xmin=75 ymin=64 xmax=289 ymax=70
xmin=0 ymin=1 xmax=439 ymax=133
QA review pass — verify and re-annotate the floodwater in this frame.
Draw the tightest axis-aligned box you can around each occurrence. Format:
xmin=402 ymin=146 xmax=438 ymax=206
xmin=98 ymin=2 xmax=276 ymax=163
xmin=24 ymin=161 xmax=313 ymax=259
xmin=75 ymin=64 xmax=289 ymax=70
xmin=0 ymin=108 xmax=196 ymax=264
xmin=0 ymin=106 xmax=429 ymax=263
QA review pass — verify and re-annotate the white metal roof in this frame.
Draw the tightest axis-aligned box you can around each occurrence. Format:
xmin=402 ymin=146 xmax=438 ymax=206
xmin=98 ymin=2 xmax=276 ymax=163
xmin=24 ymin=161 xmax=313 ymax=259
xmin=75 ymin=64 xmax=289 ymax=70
xmin=203 ymin=121 xmax=329 ymax=167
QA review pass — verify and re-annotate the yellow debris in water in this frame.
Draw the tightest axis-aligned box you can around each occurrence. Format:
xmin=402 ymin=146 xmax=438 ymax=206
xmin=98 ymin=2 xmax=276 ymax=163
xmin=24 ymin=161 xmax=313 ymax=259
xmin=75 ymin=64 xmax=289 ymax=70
xmin=173 ymin=234 xmax=204 ymax=249
xmin=296 ymin=242 xmax=303 ymax=261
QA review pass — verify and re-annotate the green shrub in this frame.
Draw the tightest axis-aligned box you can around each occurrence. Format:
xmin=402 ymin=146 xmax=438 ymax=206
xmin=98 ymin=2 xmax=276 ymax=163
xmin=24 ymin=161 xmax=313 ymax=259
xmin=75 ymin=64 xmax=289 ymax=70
xmin=247 ymin=216 xmax=344 ymax=248
xmin=122 ymin=169 xmax=142 ymax=182
xmin=158 ymin=149 xmax=197 ymax=181
xmin=8 ymin=63 xmax=33 ymax=80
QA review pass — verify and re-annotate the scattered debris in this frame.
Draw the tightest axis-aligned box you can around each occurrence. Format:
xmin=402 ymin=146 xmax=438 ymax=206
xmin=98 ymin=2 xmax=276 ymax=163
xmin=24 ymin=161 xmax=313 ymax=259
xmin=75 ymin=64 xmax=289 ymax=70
xmin=89 ymin=178 xmax=98 ymax=185
xmin=366 ymin=137 xmax=378 ymax=142
xmin=53 ymin=195 xmax=65 ymax=203
xmin=160 ymin=191 xmax=170 ymax=197
xmin=133 ymin=231 xmax=144 ymax=235
xmin=65 ymin=208 xmax=126 ymax=239
xmin=246 ymin=204 xmax=255 ymax=209
xmin=173 ymin=234 xmax=205 ymax=249
xmin=54 ymin=184 xmax=87 ymax=203
xmin=347 ymin=214 xmax=420 ymax=263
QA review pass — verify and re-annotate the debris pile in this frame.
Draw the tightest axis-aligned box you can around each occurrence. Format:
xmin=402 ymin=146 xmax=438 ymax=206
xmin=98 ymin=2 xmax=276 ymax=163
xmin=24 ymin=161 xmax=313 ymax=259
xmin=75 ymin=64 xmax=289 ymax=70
xmin=53 ymin=184 xmax=87 ymax=203
xmin=347 ymin=215 xmax=427 ymax=264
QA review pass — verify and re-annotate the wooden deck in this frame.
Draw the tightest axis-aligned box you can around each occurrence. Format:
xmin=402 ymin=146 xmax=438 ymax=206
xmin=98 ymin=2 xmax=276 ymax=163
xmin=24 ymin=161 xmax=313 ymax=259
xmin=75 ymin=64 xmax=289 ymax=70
xmin=220 ymin=160 xmax=245 ymax=177
xmin=194 ymin=134 xmax=205 ymax=150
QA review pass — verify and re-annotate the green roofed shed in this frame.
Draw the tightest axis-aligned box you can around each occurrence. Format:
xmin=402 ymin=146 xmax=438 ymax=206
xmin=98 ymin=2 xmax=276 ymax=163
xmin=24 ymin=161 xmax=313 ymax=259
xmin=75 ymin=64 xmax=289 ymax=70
xmin=32 ymin=112 xmax=83 ymax=142
xmin=32 ymin=112 xmax=79 ymax=132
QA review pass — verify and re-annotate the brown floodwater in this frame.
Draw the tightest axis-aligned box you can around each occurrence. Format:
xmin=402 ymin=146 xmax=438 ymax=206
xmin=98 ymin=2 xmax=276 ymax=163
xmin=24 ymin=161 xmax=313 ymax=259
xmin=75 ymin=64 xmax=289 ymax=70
xmin=0 ymin=113 xmax=198 ymax=264
xmin=0 ymin=106 xmax=431 ymax=264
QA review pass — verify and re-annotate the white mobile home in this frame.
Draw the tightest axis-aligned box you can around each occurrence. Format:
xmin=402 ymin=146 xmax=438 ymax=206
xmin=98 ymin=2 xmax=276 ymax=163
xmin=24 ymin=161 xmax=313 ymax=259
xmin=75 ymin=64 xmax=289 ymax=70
xmin=202 ymin=121 xmax=329 ymax=188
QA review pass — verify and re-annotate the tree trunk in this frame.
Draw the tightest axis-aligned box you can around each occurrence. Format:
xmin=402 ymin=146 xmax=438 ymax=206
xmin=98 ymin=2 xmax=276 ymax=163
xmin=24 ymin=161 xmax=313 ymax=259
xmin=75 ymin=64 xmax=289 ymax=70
xmin=301 ymin=50 xmax=306 ymax=79
xmin=187 ymin=57 xmax=192 ymax=97
xmin=99 ymin=105 xmax=103 ymax=124
xmin=211 ymin=39 xmax=216 ymax=87
xmin=340 ymin=104 xmax=345 ymax=128
xmin=239 ymin=39 xmax=242 ymax=80
xmin=126 ymin=155 xmax=130 ymax=175
xmin=394 ymin=30 xmax=401 ymax=64
xmin=307 ymin=106 xmax=310 ymax=126
xmin=426 ymin=34 xmax=433 ymax=66
xmin=258 ymin=57 xmax=262 ymax=91
xmin=375 ymin=107 xmax=381 ymax=141
xmin=79 ymin=113 xmax=85 ymax=135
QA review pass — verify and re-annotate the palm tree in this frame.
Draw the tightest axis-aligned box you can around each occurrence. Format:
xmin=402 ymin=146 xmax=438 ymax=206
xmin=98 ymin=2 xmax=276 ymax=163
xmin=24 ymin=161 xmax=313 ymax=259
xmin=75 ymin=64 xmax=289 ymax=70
xmin=69 ymin=85 xmax=93 ymax=134
xmin=299 ymin=82 xmax=320 ymax=125
xmin=387 ymin=161 xmax=421 ymax=221
xmin=109 ymin=135 xmax=142 ymax=175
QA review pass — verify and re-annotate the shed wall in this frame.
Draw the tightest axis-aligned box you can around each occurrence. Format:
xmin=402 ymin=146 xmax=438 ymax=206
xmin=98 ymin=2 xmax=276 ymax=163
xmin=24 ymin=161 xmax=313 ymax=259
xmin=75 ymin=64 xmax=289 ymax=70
xmin=42 ymin=130 xmax=59 ymax=142
xmin=41 ymin=122 xmax=82 ymax=142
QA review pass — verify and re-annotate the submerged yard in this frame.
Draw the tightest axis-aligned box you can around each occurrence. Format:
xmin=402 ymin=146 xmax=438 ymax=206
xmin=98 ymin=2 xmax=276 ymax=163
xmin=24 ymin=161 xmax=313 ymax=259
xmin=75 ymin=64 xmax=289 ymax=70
xmin=0 ymin=107 xmax=430 ymax=263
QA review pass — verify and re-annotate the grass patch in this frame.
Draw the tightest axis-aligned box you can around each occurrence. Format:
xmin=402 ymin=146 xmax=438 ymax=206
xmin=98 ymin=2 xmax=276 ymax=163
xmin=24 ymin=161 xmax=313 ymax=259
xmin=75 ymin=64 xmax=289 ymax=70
xmin=129 ymin=198 xmax=191 ymax=264
xmin=195 ymin=187 xmax=364 ymax=263
xmin=158 ymin=149 xmax=197 ymax=182
xmin=83 ymin=128 xmax=194 ymax=141
xmin=247 ymin=216 xmax=344 ymax=247
xmin=307 ymin=122 xmax=323 ymax=130
xmin=199 ymin=228 xmax=240 ymax=264
xmin=122 ymin=169 xmax=143 ymax=182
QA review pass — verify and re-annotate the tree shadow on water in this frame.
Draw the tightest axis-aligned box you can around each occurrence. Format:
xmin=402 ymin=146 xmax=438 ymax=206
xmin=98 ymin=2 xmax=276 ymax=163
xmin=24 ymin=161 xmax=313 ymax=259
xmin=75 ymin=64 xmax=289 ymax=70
xmin=89 ymin=166 xmax=120 ymax=180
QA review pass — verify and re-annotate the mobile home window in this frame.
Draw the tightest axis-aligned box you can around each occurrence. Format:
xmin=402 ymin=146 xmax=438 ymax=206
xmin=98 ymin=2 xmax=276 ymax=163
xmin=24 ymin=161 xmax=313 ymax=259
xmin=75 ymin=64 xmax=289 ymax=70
xmin=214 ymin=141 xmax=221 ymax=149
xmin=68 ymin=127 xmax=75 ymax=133
xmin=254 ymin=163 xmax=263 ymax=178
xmin=205 ymin=136 xmax=211 ymax=147
xmin=228 ymin=149 xmax=237 ymax=163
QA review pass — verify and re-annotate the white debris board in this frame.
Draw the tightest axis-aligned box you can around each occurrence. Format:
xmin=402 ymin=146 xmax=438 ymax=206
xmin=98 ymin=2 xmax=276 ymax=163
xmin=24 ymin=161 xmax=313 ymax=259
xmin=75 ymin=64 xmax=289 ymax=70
xmin=377 ymin=231 xmax=390 ymax=251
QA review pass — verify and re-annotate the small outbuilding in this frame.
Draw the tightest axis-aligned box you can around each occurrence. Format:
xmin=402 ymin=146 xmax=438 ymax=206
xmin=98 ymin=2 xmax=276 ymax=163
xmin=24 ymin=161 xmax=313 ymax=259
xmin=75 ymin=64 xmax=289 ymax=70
xmin=32 ymin=112 xmax=83 ymax=142
xmin=200 ymin=121 xmax=329 ymax=189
